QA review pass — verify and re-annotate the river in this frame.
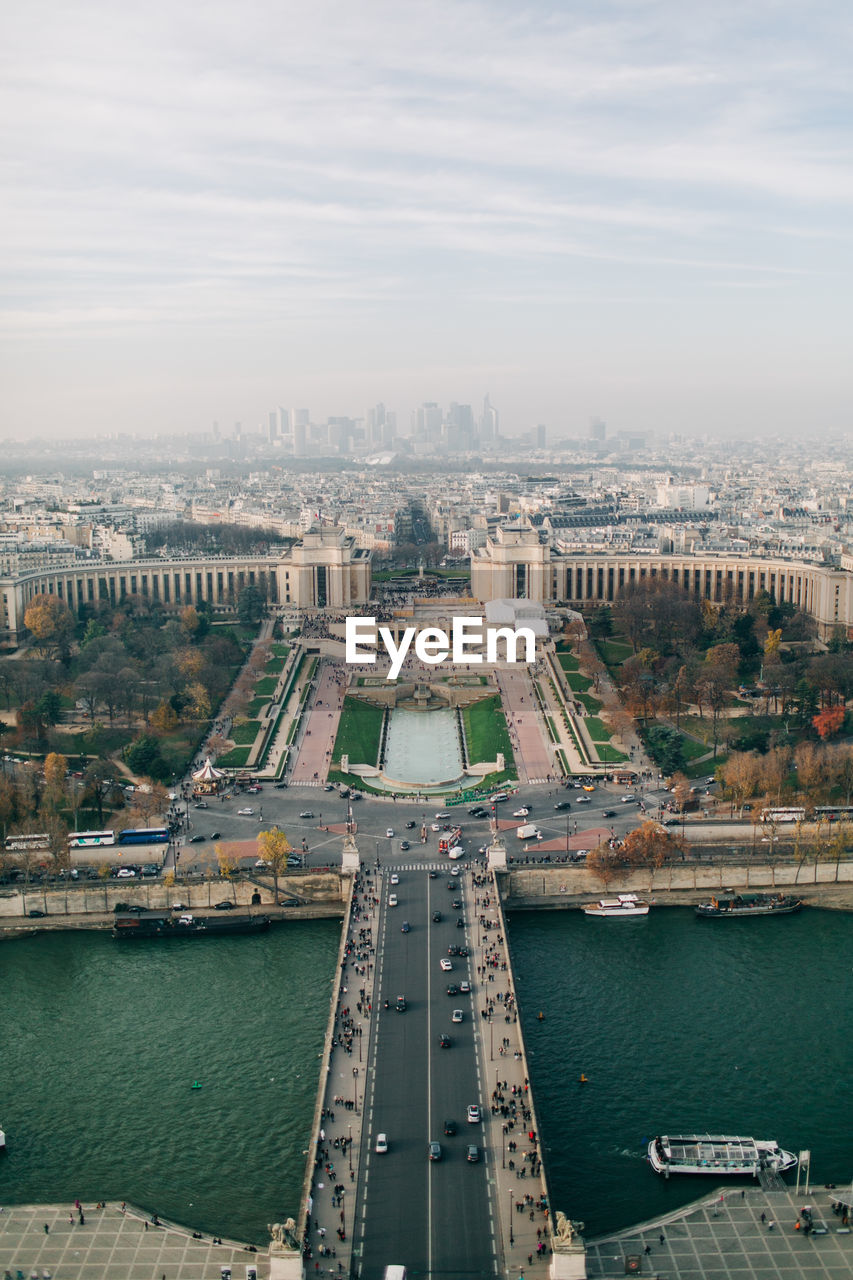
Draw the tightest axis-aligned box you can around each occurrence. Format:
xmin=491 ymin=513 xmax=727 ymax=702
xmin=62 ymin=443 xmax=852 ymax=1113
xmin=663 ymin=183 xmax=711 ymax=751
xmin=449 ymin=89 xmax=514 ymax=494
xmin=1 ymin=907 xmax=850 ymax=1246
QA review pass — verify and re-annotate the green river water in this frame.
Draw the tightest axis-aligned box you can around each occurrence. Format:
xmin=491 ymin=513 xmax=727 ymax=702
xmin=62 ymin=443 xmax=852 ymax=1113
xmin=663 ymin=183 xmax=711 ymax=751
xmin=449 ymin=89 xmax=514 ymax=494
xmin=0 ymin=908 xmax=850 ymax=1245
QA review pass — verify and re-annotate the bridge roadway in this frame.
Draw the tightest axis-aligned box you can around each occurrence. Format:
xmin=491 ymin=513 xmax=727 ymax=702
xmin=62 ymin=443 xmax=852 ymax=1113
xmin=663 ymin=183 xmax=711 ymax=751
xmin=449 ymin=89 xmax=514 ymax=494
xmin=352 ymin=865 xmax=499 ymax=1279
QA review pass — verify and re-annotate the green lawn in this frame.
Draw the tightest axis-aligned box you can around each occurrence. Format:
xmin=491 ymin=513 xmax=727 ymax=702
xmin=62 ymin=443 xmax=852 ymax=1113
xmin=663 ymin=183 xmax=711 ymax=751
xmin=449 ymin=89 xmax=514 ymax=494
xmin=332 ymin=697 xmax=385 ymax=767
xmin=264 ymin=657 xmax=287 ymax=675
xmin=557 ymin=652 xmax=580 ymax=671
xmin=597 ymin=637 xmax=633 ymax=666
xmin=563 ymin=670 xmax=593 ymax=692
xmin=253 ymin=676 xmax=279 ymax=696
xmin=574 ymin=691 xmax=603 ymax=714
xmin=216 ymin=745 xmax=252 ymax=767
xmin=462 ymin=695 xmax=515 ymax=770
xmin=271 ymin=643 xmax=290 ymax=658
xmin=230 ymin=720 xmax=262 ymax=745
xmin=247 ymin=696 xmax=270 ymax=716
xmin=583 ymin=715 xmax=613 ymax=743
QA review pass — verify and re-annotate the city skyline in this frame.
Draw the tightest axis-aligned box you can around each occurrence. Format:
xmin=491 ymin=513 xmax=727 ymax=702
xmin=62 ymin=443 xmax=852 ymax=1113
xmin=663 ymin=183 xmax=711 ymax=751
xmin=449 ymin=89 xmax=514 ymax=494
xmin=2 ymin=0 xmax=852 ymax=439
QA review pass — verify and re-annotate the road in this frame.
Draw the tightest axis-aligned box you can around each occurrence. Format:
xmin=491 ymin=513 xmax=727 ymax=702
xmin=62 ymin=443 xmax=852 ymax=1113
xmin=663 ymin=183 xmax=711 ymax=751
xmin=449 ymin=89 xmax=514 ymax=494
xmin=353 ymin=866 xmax=498 ymax=1280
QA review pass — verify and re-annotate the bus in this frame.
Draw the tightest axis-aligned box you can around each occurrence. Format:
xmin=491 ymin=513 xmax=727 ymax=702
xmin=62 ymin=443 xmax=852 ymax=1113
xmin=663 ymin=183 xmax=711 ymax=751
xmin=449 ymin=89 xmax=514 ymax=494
xmin=813 ymin=806 xmax=853 ymax=821
xmin=68 ymin=830 xmax=116 ymax=848
xmin=438 ymin=827 xmax=462 ymax=854
xmin=117 ymin=827 xmax=170 ymax=845
xmin=760 ymin=807 xmax=806 ymax=824
xmin=4 ymin=832 xmax=50 ymax=852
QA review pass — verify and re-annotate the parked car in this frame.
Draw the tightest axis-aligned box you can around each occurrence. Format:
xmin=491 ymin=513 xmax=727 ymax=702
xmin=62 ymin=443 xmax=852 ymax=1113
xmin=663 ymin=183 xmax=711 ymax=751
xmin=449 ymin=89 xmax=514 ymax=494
xmin=214 ymin=900 xmax=236 ymax=910
xmin=27 ymin=908 xmax=47 ymax=918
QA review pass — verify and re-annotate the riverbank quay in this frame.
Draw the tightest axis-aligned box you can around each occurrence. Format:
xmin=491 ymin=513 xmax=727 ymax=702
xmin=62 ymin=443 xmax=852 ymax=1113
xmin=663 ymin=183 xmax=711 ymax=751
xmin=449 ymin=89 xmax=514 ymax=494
xmin=0 ymin=901 xmax=345 ymax=939
xmin=0 ymin=1200 xmax=269 ymax=1279
xmin=585 ymin=1184 xmax=853 ymax=1279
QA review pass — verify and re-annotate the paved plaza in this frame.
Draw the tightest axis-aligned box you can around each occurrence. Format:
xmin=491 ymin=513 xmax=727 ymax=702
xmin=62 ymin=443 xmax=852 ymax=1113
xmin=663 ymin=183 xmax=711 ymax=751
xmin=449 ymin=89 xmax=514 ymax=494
xmin=0 ymin=1201 xmax=267 ymax=1279
xmin=586 ymin=1185 xmax=853 ymax=1280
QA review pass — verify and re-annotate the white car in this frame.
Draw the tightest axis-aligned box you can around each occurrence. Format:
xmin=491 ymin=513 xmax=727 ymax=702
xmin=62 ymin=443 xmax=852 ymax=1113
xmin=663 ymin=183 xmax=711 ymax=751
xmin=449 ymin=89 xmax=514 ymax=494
xmin=388 ymin=894 xmax=398 ymax=907
xmin=460 ymin=980 xmax=470 ymax=993
xmin=440 ymin=958 xmax=453 ymax=972
xmin=116 ymin=867 xmax=136 ymax=878
xmin=452 ymin=1008 xmax=463 ymax=1023
xmin=467 ymin=1104 xmax=481 ymax=1124
xmin=513 ymin=807 xmax=529 ymax=817
xmin=386 ymin=828 xmax=395 ymax=838
xmin=434 ymin=811 xmax=451 ymax=819
xmin=390 ymin=874 xmax=399 ymax=884
xmin=621 ymin=794 xmax=637 ymax=803
xmin=375 ymin=1133 xmax=388 ymax=1154
xmin=237 ymin=807 xmax=255 ymax=816
xmin=450 ymin=867 xmax=460 ymax=876
xmin=431 ymin=823 xmax=442 ymax=832
xmin=448 ymin=848 xmax=464 ymax=860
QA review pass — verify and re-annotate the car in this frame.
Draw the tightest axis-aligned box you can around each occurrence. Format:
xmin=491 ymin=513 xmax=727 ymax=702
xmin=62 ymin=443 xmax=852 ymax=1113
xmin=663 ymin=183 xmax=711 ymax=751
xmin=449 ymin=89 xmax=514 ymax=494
xmin=116 ymin=867 xmax=137 ymax=878
xmin=576 ymin=796 xmax=591 ymax=804
xmin=434 ymin=811 xmax=451 ymax=819
xmin=456 ymin=917 xmax=465 ymax=928
xmin=459 ymin=980 xmax=470 ymax=993
xmin=210 ymin=831 xmax=222 ymax=840
xmin=193 ymin=800 xmax=209 ymax=809
xmin=446 ymin=881 xmax=456 ymax=890
xmin=189 ymin=834 xmax=207 ymax=842
xmin=443 ymin=1118 xmax=457 ymax=1135
xmin=273 ymin=781 xmax=288 ymax=789
xmin=448 ymin=847 xmax=465 ymax=860
xmin=571 ymin=850 xmax=589 ymax=863
xmin=446 ymin=984 xmax=459 ymax=996
xmin=513 ymin=807 xmax=529 ymax=817
xmin=255 ymin=858 xmax=271 ymax=869
xmin=113 ymin=902 xmax=144 ymax=914
xmin=432 ymin=910 xmax=442 ymax=922
xmin=390 ymin=874 xmax=399 ymax=884
xmin=450 ymin=867 xmax=460 ymax=877
xmin=468 ymin=806 xmax=487 ymax=817
xmin=706 ymin=776 xmax=716 ymax=785
xmin=452 ymin=1008 xmax=463 ymax=1023
xmin=447 ymin=944 xmax=460 ymax=955
xmin=399 ymin=840 xmax=410 ymax=851
xmin=170 ymin=902 xmax=187 ymax=911
xmin=451 ymin=899 xmax=462 ymax=909
xmin=582 ymin=784 xmax=596 ymax=792
xmin=458 ymin=947 xmax=469 ymax=957
xmin=554 ymin=800 xmax=570 ymax=810
xmin=375 ymin=1133 xmax=388 ymax=1154
xmin=401 ymin=920 xmax=410 ymax=933
xmin=27 ymin=908 xmax=47 ymax=917
xmin=388 ymin=894 xmax=398 ymax=907
xmin=466 ymin=1144 xmax=479 ymax=1163
xmin=602 ymin=809 xmax=616 ymax=818
xmin=279 ymin=897 xmax=300 ymax=907
xmin=386 ymin=828 xmax=395 ymax=838
xmin=428 ymin=870 xmax=438 ymax=879
xmin=405 ymin=820 xmax=416 ymax=829
xmin=439 ymin=1034 xmax=451 ymax=1048
xmin=490 ymin=792 xmax=508 ymax=802
xmin=431 ymin=823 xmax=442 ymax=831
xmin=428 ymin=1142 xmax=442 ymax=1161
xmin=214 ymin=900 xmax=236 ymax=910
xmin=621 ymin=794 xmax=637 ymax=803
xmin=661 ymin=816 xmax=679 ymax=826
xmin=467 ymin=1105 xmax=480 ymax=1124
xmin=299 ymin=810 xmax=315 ymax=819
xmin=395 ymin=995 xmax=407 ymax=1011
xmin=286 ymin=855 xmax=302 ymax=866
xmin=237 ymin=807 xmax=255 ymax=816
xmin=246 ymin=785 xmax=262 ymax=794
xmin=323 ymin=783 xmax=335 ymax=791
xmin=440 ymin=958 xmax=452 ymax=971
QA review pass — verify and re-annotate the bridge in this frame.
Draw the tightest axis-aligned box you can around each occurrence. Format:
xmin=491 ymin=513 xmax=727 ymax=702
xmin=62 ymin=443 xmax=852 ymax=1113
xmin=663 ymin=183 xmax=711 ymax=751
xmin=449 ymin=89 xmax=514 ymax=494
xmin=269 ymin=836 xmax=586 ymax=1280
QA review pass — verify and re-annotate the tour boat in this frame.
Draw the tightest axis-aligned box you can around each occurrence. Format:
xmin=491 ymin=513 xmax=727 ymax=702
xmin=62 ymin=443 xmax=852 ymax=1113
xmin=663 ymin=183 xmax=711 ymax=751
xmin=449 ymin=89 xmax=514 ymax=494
xmin=695 ymin=894 xmax=803 ymax=918
xmin=113 ymin=911 xmax=271 ymax=938
xmin=583 ymin=893 xmax=649 ymax=917
xmin=648 ymin=1134 xmax=797 ymax=1178
xmin=0 ymin=1123 xmax=5 ymax=1150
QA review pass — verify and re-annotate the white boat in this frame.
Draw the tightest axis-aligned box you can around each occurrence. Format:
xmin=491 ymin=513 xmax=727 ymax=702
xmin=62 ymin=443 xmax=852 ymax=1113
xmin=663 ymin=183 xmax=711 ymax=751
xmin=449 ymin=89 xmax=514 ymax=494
xmin=0 ymin=1125 xmax=5 ymax=1150
xmin=583 ymin=893 xmax=649 ymax=917
xmin=648 ymin=1134 xmax=797 ymax=1177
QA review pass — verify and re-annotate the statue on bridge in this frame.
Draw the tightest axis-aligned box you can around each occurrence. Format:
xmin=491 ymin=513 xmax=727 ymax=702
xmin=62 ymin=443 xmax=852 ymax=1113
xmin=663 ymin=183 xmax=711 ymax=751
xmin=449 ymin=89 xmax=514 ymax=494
xmin=554 ymin=1211 xmax=574 ymax=1244
xmin=268 ymin=1218 xmax=298 ymax=1251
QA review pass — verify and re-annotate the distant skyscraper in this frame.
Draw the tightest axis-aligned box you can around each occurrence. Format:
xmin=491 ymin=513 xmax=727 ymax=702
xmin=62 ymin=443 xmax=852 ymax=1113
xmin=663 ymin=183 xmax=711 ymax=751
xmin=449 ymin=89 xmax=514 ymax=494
xmin=589 ymin=417 xmax=606 ymax=442
xmin=268 ymin=411 xmax=278 ymax=442
xmin=536 ymin=423 xmax=547 ymax=449
xmin=278 ymin=406 xmax=291 ymax=437
xmin=480 ymin=394 xmax=499 ymax=443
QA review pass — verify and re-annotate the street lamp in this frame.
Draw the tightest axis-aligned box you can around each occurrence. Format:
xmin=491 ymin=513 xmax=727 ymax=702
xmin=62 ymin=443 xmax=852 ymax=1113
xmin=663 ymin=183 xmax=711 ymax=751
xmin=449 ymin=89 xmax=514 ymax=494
xmin=490 ymin=1016 xmax=494 ymax=1061
xmin=502 ymin=1125 xmax=506 ymax=1169
xmin=348 ymin=1124 xmax=353 ymax=1175
xmin=509 ymin=1189 xmax=514 ymax=1246
xmin=352 ymin=1067 xmax=359 ymax=1114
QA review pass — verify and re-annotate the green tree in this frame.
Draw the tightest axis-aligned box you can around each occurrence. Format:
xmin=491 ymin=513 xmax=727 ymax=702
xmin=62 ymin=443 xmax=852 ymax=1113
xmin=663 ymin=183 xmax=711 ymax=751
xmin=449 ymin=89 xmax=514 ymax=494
xmin=124 ymin=735 xmax=171 ymax=782
xmin=237 ymin=583 xmax=265 ymax=625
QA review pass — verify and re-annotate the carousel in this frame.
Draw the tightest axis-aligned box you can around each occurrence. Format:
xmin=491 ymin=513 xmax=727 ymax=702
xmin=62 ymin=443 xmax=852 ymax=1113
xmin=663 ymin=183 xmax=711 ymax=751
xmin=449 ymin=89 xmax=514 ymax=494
xmin=191 ymin=758 xmax=227 ymax=796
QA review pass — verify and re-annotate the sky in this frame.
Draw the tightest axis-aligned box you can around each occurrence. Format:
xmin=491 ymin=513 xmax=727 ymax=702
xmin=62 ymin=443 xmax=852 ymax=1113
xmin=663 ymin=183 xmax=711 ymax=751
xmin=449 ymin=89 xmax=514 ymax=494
xmin=2 ymin=0 xmax=853 ymax=441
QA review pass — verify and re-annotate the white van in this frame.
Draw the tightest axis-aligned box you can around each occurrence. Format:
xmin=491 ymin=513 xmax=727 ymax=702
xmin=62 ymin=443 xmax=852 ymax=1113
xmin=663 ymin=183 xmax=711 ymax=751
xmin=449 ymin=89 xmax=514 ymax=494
xmin=383 ymin=1269 xmax=406 ymax=1280
xmin=516 ymin=822 xmax=539 ymax=840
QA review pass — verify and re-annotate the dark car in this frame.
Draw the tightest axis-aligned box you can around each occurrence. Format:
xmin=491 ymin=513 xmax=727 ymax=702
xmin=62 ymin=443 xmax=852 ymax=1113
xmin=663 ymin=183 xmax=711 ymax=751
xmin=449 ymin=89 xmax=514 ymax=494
xmin=432 ymin=910 xmax=442 ymax=923
xmin=405 ymin=821 xmax=416 ymax=829
xmin=602 ymin=809 xmax=616 ymax=818
xmin=274 ymin=781 xmax=288 ymax=789
xmin=214 ymin=900 xmax=236 ymax=910
xmin=401 ymin=921 xmax=410 ymax=933
xmin=446 ymin=984 xmax=459 ymax=996
xmin=466 ymin=1144 xmax=479 ymax=1163
xmin=447 ymin=944 xmax=459 ymax=955
xmin=428 ymin=870 xmax=438 ymax=879
xmin=189 ymin=834 xmax=206 ymax=843
xmin=446 ymin=881 xmax=456 ymax=890
xmin=395 ymin=995 xmax=407 ymax=1012
xmin=456 ymin=917 xmax=465 ymax=928
xmin=451 ymin=899 xmax=462 ymax=909
xmin=443 ymin=1119 xmax=457 ymax=1135
xmin=280 ymin=898 xmax=300 ymax=907
xmin=458 ymin=947 xmax=469 ymax=957
xmin=399 ymin=840 xmax=410 ymax=851
xmin=113 ymin=902 xmax=144 ymax=913
xmin=554 ymin=800 xmax=570 ymax=810
xmin=27 ymin=908 xmax=47 ymax=918
xmin=428 ymin=1142 xmax=442 ymax=1161
xmin=210 ymin=831 xmax=222 ymax=839
xmin=439 ymin=1034 xmax=451 ymax=1048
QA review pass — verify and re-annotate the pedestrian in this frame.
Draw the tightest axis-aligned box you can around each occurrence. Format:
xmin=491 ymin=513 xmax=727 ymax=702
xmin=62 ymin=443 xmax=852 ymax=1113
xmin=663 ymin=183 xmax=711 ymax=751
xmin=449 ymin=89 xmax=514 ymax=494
xmin=643 ymin=1244 xmax=651 ymax=1255
xmin=761 ymin=1212 xmax=766 ymax=1223
xmin=43 ymin=1223 xmax=49 ymax=1234
xmin=659 ymin=1233 xmax=665 ymax=1245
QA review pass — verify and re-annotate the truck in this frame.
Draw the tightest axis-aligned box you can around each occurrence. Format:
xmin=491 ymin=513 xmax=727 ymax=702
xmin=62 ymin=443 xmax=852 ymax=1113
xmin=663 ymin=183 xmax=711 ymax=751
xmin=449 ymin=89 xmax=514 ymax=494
xmin=516 ymin=822 xmax=540 ymax=840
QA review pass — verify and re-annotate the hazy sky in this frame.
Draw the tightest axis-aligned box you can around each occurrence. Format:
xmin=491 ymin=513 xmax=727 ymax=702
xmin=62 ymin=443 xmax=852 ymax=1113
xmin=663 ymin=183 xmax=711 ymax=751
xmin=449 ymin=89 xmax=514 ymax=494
xmin=2 ymin=0 xmax=852 ymax=440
